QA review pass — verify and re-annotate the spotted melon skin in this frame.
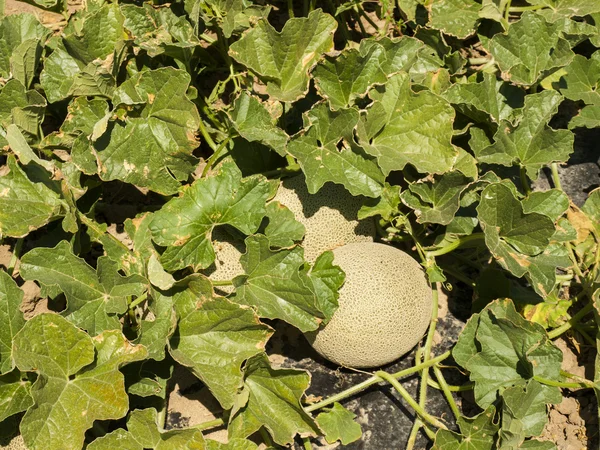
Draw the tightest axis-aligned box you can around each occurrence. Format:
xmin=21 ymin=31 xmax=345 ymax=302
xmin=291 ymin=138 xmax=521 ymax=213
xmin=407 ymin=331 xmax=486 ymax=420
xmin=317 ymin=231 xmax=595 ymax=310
xmin=306 ymin=242 xmax=432 ymax=368
xmin=274 ymin=176 xmax=375 ymax=262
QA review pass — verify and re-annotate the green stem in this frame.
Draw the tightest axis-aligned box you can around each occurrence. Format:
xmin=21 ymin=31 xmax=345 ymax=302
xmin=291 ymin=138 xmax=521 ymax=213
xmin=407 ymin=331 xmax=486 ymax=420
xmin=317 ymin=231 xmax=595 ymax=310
xmin=406 ymin=419 xmax=422 ymax=450
xmin=7 ymin=238 xmax=23 ymax=277
xmin=432 ymin=366 xmax=460 ymax=421
xmin=504 ymin=0 xmax=512 ymax=21
xmin=509 ymin=4 xmax=545 ymax=12
xmin=412 ymin=282 xmax=440 ymax=435
xmin=561 ymin=370 xmax=596 ymax=386
xmin=573 ymin=324 xmax=596 ymax=346
xmin=198 ymin=119 xmax=218 ymax=152
xmin=551 ymin=163 xmax=563 ymax=191
xmin=191 ymin=418 xmax=225 ymax=431
xmin=304 ymin=351 xmax=452 ymax=413
xmin=302 ymin=437 xmax=312 ymax=450
xmin=468 ymin=57 xmax=490 ymax=65
xmin=199 ymin=33 xmax=216 ymax=44
xmin=427 ymin=378 xmax=474 ymax=392
xmin=259 ymin=428 xmax=275 ymax=447
xmin=261 ymin=163 xmax=301 ymax=178
xmin=287 ymin=0 xmax=294 ymax=17
xmin=357 ymin=6 xmax=379 ymax=32
xmin=352 ymin=8 xmax=368 ymax=36
xmin=548 ymin=302 xmax=594 ymax=339
xmin=534 ymin=375 xmax=594 ymax=390
xmin=442 ymin=266 xmax=476 ymax=287
xmin=376 ymin=371 xmax=448 ymax=430
xmin=556 ymin=273 xmax=574 ymax=282
xmin=76 ymin=211 xmax=131 ymax=254
xmin=211 ymin=279 xmax=234 ymax=287
xmin=129 ymin=292 xmax=148 ymax=310
xmin=201 ymin=137 xmax=232 ymax=177
xmin=520 ymin=166 xmax=531 ymax=195
xmin=425 ymin=233 xmax=485 ymax=258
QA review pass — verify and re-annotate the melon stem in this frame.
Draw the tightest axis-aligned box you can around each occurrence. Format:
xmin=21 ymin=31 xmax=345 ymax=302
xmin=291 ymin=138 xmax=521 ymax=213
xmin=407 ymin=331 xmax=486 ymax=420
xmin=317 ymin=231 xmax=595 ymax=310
xmin=303 ymin=350 xmax=451 ymax=413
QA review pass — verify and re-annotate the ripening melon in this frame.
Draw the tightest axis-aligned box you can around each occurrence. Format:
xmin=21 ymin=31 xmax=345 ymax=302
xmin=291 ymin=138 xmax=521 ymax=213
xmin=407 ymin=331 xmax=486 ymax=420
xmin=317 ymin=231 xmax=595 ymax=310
xmin=273 ymin=176 xmax=375 ymax=262
xmin=305 ymin=242 xmax=432 ymax=368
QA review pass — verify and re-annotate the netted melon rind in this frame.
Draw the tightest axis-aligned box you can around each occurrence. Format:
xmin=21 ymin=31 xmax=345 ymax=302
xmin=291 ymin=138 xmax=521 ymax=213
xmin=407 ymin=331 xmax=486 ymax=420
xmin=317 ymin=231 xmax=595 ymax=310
xmin=0 ymin=434 xmax=27 ymax=450
xmin=205 ymin=228 xmax=245 ymax=294
xmin=273 ymin=176 xmax=375 ymax=262
xmin=306 ymin=242 xmax=432 ymax=368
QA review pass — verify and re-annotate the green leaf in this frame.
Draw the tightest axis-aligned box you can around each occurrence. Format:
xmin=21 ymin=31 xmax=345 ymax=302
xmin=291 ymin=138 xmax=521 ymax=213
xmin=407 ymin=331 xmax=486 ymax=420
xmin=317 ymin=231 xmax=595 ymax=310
xmin=169 ymin=296 xmax=272 ymax=409
xmin=359 ymin=36 xmax=445 ymax=82
xmin=264 ymin=201 xmax=306 ymax=248
xmin=357 ymin=72 xmax=458 ymax=175
xmin=0 ymin=79 xmax=46 ymax=144
xmin=433 ymin=405 xmax=498 ymax=450
xmin=307 ymin=250 xmax=345 ymax=324
xmin=0 ymin=156 xmax=65 ymax=238
xmin=568 ymin=103 xmax=600 ymax=128
xmin=475 ymin=91 xmax=574 ymax=178
xmin=559 ymin=53 xmax=600 ymax=104
xmin=88 ymin=408 xmax=206 ymax=450
xmin=121 ymin=4 xmax=201 ymax=61
xmin=488 ymin=12 xmax=574 ymax=86
xmin=528 ymin=0 xmax=600 ymax=17
xmin=582 ymin=188 xmax=600 ymax=234
xmin=498 ymin=380 xmax=562 ymax=448
xmin=522 ymin=190 xmax=569 ymax=222
xmin=190 ymin=0 xmax=271 ymax=38
xmin=428 ymin=0 xmax=481 ymax=39
xmin=229 ymin=354 xmax=320 ymax=445
xmin=135 ymin=290 xmax=176 ymax=361
xmin=232 ymin=235 xmax=330 ymax=332
xmin=287 ymin=103 xmax=384 ymax=197
xmin=0 ymin=14 xmax=48 ymax=88
xmin=20 ymin=241 xmax=146 ymax=335
xmin=228 ymin=92 xmax=288 ymax=156
xmin=477 ymin=183 xmax=568 ymax=296
xmin=90 ymin=67 xmax=200 ymax=195
xmin=0 ymin=370 xmax=33 ymax=422
xmin=13 ymin=314 xmax=147 ymax=450
xmin=442 ymin=72 xmax=524 ymax=124
xmin=149 ymin=160 xmax=272 ymax=271
xmin=401 ymin=172 xmax=472 ymax=225
xmin=229 ymin=9 xmax=337 ymax=102
xmin=0 ymin=272 xmax=25 ymax=375
xmin=315 ymin=402 xmax=362 ymax=445
xmin=60 ymin=97 xmax=110 ymax=136
xmin=453 ymin=299 xmax=562 ymax=408
xmin=358 ymin=183 xmax=401 ymax=221
xmin=148 ymin=254 xmax=176 ymax=291
xmin=39 ymin=4 xmax=125 ymax=102
xmin=312 ymin=43 xmax=388 ymax=110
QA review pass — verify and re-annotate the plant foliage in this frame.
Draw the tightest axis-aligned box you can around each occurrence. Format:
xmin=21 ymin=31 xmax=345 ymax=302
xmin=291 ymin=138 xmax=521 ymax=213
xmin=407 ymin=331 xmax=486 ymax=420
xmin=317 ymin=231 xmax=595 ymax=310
xmin=0 ymin=0 xmax=599 ymax=448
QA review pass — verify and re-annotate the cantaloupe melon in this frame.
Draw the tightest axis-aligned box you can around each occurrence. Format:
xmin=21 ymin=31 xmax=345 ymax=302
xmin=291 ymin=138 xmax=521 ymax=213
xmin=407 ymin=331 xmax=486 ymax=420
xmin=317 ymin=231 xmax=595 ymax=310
xmin=305 ymin=242 xmax=432 ymax=368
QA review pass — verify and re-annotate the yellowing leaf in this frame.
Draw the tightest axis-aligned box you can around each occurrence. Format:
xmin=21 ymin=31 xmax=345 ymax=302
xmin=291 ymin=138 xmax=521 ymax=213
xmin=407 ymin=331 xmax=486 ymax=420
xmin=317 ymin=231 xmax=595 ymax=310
xmin=13 ymin=314 xmax=147 ymax=450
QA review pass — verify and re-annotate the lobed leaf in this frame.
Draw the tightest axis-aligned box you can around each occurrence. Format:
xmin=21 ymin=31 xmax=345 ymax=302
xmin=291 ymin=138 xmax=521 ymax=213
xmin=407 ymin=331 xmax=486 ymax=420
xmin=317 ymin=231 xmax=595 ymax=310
xmin=149 ymin=160 xmax=273 ymax=271
xmin=229 ymin=354 xmax=320 ymax=445
xmin=13 ymin=314 xmax=148 ymax=450
xmin=229 ymin=9 xmax=337 ymax=102
xmin=20 ymin=241 xmax=146 ymax=335
xmin=169 ymin=296 xmax=273 ymax=409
